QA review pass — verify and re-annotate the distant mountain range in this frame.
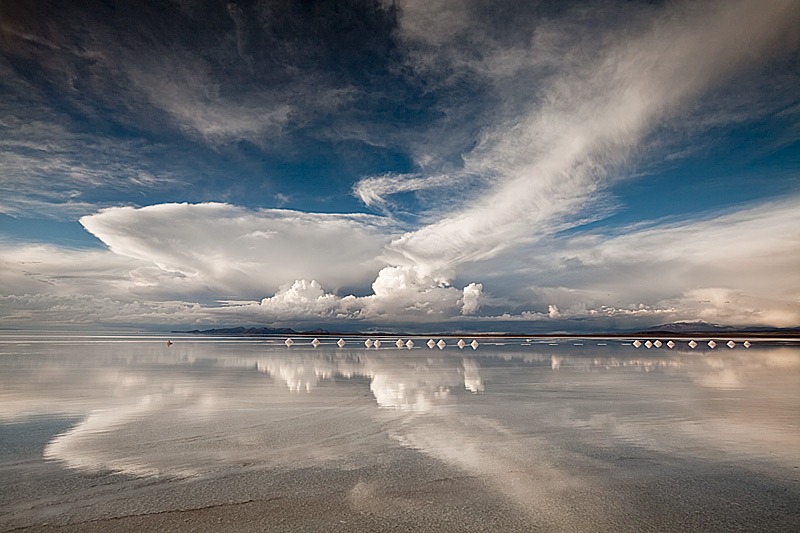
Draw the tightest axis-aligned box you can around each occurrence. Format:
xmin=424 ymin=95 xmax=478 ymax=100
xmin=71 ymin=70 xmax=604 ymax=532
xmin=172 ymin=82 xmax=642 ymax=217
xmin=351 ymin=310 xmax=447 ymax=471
xmin=646 ymin=321 xmax=737 ymax=333
xmin=175 ymin=321 xmax=799 ymax=338
xmin=643 ymin=321 xmax=800 ymax=336
xmin=175 ymin=326 xmax=303 ymax=336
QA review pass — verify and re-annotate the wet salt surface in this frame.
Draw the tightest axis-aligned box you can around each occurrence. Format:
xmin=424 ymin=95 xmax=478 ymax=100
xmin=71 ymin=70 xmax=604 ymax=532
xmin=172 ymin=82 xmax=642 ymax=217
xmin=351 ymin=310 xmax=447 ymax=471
xmin=1 ymin=335 xmax=799 ymax=531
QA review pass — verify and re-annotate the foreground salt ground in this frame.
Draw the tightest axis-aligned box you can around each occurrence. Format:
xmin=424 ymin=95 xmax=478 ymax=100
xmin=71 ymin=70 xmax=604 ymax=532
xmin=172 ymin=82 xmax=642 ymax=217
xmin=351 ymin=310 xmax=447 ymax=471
xmin=1 ymin=335 xmax=799 ymax=531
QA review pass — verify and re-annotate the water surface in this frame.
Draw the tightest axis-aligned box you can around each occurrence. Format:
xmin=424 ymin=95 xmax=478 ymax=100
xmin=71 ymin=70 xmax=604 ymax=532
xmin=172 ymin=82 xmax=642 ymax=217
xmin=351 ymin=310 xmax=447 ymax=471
xmin=1 ymin=334 xmax=799 ymax=531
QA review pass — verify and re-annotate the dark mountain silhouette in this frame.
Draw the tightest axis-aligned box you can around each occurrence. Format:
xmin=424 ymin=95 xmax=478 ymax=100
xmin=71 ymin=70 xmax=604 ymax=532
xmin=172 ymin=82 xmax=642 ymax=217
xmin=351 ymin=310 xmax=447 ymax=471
xmin=644 ymin=321 xmax=799 ymax=336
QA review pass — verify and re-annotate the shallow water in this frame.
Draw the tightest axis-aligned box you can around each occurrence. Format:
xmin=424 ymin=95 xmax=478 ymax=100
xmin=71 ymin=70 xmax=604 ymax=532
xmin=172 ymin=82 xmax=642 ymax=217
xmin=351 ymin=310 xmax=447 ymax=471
xmin=1 ymin=334 xmax=799 ymax=531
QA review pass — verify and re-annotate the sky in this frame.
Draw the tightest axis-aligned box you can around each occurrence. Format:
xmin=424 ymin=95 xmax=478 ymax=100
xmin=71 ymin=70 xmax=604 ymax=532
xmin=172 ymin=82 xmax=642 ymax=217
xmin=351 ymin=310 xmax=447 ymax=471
xmin=1 ymin=0 xmax=799 ymax=333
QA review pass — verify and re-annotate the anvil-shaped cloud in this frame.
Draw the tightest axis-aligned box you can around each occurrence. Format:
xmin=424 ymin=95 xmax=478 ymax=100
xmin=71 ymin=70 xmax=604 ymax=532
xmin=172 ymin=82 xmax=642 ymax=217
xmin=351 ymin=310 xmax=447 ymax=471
xmin=1 ymin=0 xmax=798 ymax=330
xmin=79 ymin=202 xmax=397 ymax=296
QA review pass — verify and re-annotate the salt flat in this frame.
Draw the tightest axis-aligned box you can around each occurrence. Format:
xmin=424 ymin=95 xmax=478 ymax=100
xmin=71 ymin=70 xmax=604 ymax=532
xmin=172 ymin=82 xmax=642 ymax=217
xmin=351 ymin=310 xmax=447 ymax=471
xmin=1 ymin=334 xmax=799 ymax=531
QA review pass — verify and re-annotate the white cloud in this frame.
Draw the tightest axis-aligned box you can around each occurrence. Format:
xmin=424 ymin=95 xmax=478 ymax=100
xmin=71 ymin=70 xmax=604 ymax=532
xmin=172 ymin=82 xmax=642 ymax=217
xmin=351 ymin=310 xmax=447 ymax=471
xmin=79 ymin=203 xmax=398 ymax=297
xmin=2 ymin=1 xmax=799 ymax=330
xmin=0 ymin=118 xmax=179 ymax=218
xmin=2 ymin=194 xmax=798 ymax=329
xmin=215 ymin=266 xmax=481 ymax=324
xmin=0 ymin=293 xmax=209 ymax=326
xmin=560 ymin=199 xmax=800 ymax=326
xmin=368 ymin=0 xmax=800 ymax=280
xmin=455 ymin=197 xmax=800 ymax=327
xmin=1 ymin=203 xmax=488 ymax=326
xmin=353 ymin=172 xmax=462 ymax=209
xmin=257 ymin=280 xmax=342 ymax=320
xmin=364 ymin=266 xmax=465 ymax=318
xmin=461 ymin=282 xmax=482 ymax=316
xmin=125 ymin=53 xmax=293 ymax=143
xmin=0 ymin=243 xmax=149 ymax=295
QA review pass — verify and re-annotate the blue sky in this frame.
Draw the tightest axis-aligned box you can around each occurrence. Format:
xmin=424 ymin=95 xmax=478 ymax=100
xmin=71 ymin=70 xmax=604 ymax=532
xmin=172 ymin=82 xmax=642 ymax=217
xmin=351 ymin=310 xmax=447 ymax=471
xmin=1 ymin=0 xmax=799 ymax=332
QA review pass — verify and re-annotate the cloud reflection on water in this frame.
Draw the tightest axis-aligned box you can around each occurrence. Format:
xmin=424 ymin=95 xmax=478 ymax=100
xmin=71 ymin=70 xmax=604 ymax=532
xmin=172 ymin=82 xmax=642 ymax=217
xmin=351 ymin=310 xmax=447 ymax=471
xmin=1 ymin=338 xmax=798 ymax=526
xmin=250 ymin=352 xmax=482 ymax=412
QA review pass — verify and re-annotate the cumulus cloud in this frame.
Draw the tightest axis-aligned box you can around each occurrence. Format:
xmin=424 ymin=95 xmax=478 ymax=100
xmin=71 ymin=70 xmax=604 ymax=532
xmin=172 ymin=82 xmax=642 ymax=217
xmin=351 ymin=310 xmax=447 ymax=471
xmin=340 ymin=266 xmax=487 ymax=322
xmin=461 ymin=282 xmax=482 ymax=315
xmin=215 ymin=266 xmax=480 ymax=325
xmin=257 ymin=280 xmax=342 ymax=320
